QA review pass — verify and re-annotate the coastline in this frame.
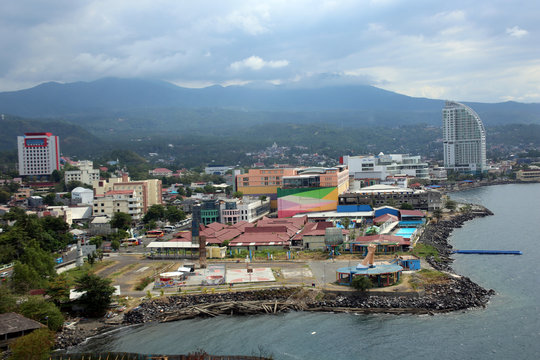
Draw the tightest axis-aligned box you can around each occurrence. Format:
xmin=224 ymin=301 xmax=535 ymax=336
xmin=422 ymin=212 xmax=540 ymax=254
xmin=56 ymin=205 xmax=495 ymax=350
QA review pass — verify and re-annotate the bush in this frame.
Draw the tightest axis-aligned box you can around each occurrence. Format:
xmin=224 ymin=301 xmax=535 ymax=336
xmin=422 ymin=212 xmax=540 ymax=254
xmin=351 ymin=275 xmax=373 ymax=291
xmin=18 ymin=296 xmax=64 ymax=331
xmin=9 ymin=328 xmax=55 ymax=360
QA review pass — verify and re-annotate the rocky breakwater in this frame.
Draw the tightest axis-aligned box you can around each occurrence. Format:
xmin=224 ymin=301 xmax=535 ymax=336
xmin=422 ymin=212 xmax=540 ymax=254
xmin=310 ymin=275 xmax=494 ymax=314
xmin=419 ymin=206 xmax=493 ymax=271
xmin=55 ymin=322 xmax=118 ymax=349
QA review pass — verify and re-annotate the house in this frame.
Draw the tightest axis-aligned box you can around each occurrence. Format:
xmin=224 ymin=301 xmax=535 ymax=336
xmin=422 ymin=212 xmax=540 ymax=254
xmin=0 ymin=313 xmax=45 ymax=349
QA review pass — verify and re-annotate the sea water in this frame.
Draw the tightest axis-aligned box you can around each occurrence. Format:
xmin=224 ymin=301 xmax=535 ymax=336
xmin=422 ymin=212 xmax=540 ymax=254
xmin=72 ymin=184 xmax=540 ymax=359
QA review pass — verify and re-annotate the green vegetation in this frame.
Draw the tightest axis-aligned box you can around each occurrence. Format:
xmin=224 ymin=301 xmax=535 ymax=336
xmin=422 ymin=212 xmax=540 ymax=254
xmin=411 ymin=243 xmax=440 ymax=261
xmin=110 ymin=212 xmax=132 ymax=230
xmin=74 ymin=273 xmax=116 ymax=317
xmin=9 ymin=328 xmax=56 ymax=360
xmin=409 ymin=269 xmax=449 ymax=290
xmin=18 ymin=296 xmax=64 ymax=331
xmin=135 ymin=276 xmax=154 ymax=291
xmin=351 ymin=275 xmax=373 ymax=292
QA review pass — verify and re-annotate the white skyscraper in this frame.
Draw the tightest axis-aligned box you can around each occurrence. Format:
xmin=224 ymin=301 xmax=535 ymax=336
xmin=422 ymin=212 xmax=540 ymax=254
xmin=17 ymin=132 xmax=60 ymax=176
xmin=442 ymin=101 xmax=486 ymax=174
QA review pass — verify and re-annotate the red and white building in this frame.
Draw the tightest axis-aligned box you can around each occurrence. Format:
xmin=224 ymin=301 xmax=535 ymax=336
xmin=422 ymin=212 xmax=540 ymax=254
xmin=17 ymin=132 xmax=60 ymax=176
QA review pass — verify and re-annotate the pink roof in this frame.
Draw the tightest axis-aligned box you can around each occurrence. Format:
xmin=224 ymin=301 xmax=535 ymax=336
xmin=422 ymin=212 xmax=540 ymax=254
xmin=294 ymin=221 xmax=345 ymax=240
xmin=373 ymin=214 xmax=399 ymax=223
xmin=399 ymin=210 xmax=425 ymax=217
xmin=206 ymin=222 xmax=225 ymax=231
xmin=105 ymin=189 xmax=134 ymax=196
xmin=230 ymin=232 xmax=290 ymax=246
xmin=152 ymin=168 xmax=172 ymax=172
xmin=354 ymin=234 xmax=410 ymax=246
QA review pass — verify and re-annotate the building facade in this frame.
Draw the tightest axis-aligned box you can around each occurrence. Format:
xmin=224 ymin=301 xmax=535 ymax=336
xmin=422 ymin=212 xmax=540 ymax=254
xmin=516 ymin=167 xmax=540 ymax=182
xmin=64 ymin=160 xmax=100 ymax=185
xmin=220 ymin=197 xmax=271 ymax=224
xmin=236 ymin=168 xmax=297 ymax=210
xmin=442 ymin=101 xmax=487 ymax=174
xmin=277 ymin=166 xmax=350 ymax=218
xmin=339 ymin=184 xmax=442 ymax=211
xmin=93 ymin=174 xmax=162 ymax=213
xmin=93 ymin=189 xmax=143 ymax=220
xmin=17 ymin=132 xmax=60 ymax=176
xmin=342 ymin=153 xmax=429 ymax=180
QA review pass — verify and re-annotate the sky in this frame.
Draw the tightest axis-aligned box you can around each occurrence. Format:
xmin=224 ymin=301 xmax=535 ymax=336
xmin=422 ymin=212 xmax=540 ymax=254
xmin=1 ymin=0 xmax=539 ymax=103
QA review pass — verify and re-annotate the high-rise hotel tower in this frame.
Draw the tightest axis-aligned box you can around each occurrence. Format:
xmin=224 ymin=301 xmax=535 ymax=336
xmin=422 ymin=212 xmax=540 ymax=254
xmin=17 ymin=132 xmax=60 ymax=176
xmin=442 ymin=101 xmax=486 ymax=174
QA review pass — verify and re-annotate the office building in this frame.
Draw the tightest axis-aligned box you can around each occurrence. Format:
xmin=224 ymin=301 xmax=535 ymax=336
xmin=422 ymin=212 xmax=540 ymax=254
xmin=342 ymin=153 xmax=429 ymax=180
xmin=17 ymin=132 xmax=60 ymax=176
xmin=442 ymin=101 xmax=487 ymax=174
xmin=64 ymin=160 xmax=100 ymax=185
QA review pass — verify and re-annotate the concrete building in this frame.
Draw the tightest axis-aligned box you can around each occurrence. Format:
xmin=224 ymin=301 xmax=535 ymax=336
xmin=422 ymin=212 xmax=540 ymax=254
xmin=205 ymin=165 xmax=234 ymax=175
xmin=17 ymin=132 xmax=60 ymax=176
xmin=339 ymin=184 xmax=442 ymax=211
xmin=516 ymin=166 xmax=540 ymax=182
xmin=93 ymin=174 xmax=162 ymax=213
xmin=93 ymin=189 xmax=143 ymax=220
xmin=236 ymin=168 xmax=298 ymax=210
xmin=149 ymin=168 xmax=173 ymax=177
xmin=443 ymin=101 xmax=487 ymax=174
xmin=64 ymin=160 xmax=100 ymax=185
xmin=277 ymin=166 xmax=349 ymax=218
xmin=221 ymin=196 xmax=271 ymax=224
xmin=342 ymin=153 xmax=429 ymax=180
xmin=71 ymin=187 xmax=94 ymax=205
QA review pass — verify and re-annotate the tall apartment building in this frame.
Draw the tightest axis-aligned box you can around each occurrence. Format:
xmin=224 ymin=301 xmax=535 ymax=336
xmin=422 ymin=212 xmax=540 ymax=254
xmin=341 ymin=153 xmax=429 ymax=180
xmin=64 ymin=160 xmax=100 ymax=185
xmin=442 ymin=101 xmax=487 ymax=174
xmin=93 ymin=189 xmax=143 ymax=220
xmin=93 ymin=174 xmax=162 ymax=213
xmin=17 ymin=132 xmax=60 ymax=176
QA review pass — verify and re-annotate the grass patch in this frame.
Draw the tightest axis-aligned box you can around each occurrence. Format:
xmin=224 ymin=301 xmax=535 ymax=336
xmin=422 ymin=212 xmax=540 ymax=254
xmin=411 ymin=244 xmax=440 ymax=261
xmin=409 ymin=269 xmax=449 ymax=290
xmin=63 ymin=260 xmax=114 ymax=283
xmin=135 ymin=276 xmax=154 ymax=291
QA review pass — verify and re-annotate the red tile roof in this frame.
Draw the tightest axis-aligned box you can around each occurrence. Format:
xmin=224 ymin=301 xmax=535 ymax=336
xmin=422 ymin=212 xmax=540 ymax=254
xmin=230 ymin=233 xmax=290 ymax=247
xmin=399 ymin=210 xmax=425 ymax=217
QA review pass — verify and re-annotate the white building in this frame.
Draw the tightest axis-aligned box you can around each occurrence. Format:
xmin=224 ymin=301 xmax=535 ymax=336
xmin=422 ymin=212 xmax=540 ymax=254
xmin=64 ymin=160 xmax=100 ymax=185
xmin=17 ymin=132 xmax=60 ymax=176
xmin=204 ymin=165 xmax=233 ymax=175
xmin=93 ymin=189 xmax=143 ymax=220
xmin=442 ymin=101 xmax=487 ymax=174
xmin=220 ymin=196 xmax=271 ymax=224
xmin=71 ymin=187 xmax=94 ymax=205
xmin=342 ymin=153 xmax=429 ymax=180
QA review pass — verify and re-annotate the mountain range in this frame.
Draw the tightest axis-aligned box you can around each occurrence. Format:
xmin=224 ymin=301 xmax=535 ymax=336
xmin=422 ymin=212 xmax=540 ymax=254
xmin=0 ymin=78 xmax=539 ymax=127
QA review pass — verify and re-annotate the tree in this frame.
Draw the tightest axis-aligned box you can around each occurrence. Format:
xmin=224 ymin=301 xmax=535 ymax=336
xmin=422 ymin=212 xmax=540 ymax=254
xmin=75 ymin=273 xmax=116 ymax=317
xmin=0 ymin=189 xmax=10 ymax=204
xmin=110 ymin=212 xmax=132 ymax=230
xmin=186 ymin=187 xmax=193 ymax=197
xmin=9 ymin=328 xmax=55 ymax=360
xmin=46 ymin=273 xmax=71 ymax=306
xmin=19 ymin=296 xmax=64 ymax=331
xmin=0 ymin=287 xmax=17 ymax=313
xmin=203 ymin=184 xmax=215 ymax=194
xmin=259 ymin=195 xmax=267 ymax=202
xmin=341 ymin=217 xmax=351 ymax=230
xmin=445 ymin=199 xmax=457 ymax=211
xmin=89 ymin=236 xmax=104 ymax=249
xmin=233 ymin=191 xmax=243 ymax=199
xmin=111 ymin=239 xmax=120 ymax=251
xmin=11 ymin=263 xmax=44 ymax=294
xmin=143 ymin=204 xmax=166 ymax=223
xmin=400 ymin=203 xmax=414 ymax=210
xmin=166 ymin=206 xmax=186 ymax=223
xmin=42 ymin=193 xmax=57 ymax=206
xmin=50 ymin=169 xmax=62 ymax=183
xmin=432 ymin=209 xmax=443 ymax=222
xmin=351 ymin=275 xmax=373 ymax=292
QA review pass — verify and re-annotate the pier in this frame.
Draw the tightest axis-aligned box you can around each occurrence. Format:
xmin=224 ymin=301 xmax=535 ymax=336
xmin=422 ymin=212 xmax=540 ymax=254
xmin=453 ymin=250 xmax=522 ymax=255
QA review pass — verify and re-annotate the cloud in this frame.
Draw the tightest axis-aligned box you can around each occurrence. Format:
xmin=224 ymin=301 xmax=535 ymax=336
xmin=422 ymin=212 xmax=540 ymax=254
xmin=506 ymin=26 xmax=528 ymax=38
xmin=230 ymin=56 xmax=289 ymax=71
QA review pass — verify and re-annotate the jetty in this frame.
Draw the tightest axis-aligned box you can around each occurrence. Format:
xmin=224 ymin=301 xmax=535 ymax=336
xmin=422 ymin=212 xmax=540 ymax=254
xmin=453 ymin=250 xmax=522 ymax=255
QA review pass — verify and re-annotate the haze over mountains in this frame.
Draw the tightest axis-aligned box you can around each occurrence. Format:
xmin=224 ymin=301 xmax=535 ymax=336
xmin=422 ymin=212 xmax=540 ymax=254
xmin=1 ymin=78 xmax=539 ymax=127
